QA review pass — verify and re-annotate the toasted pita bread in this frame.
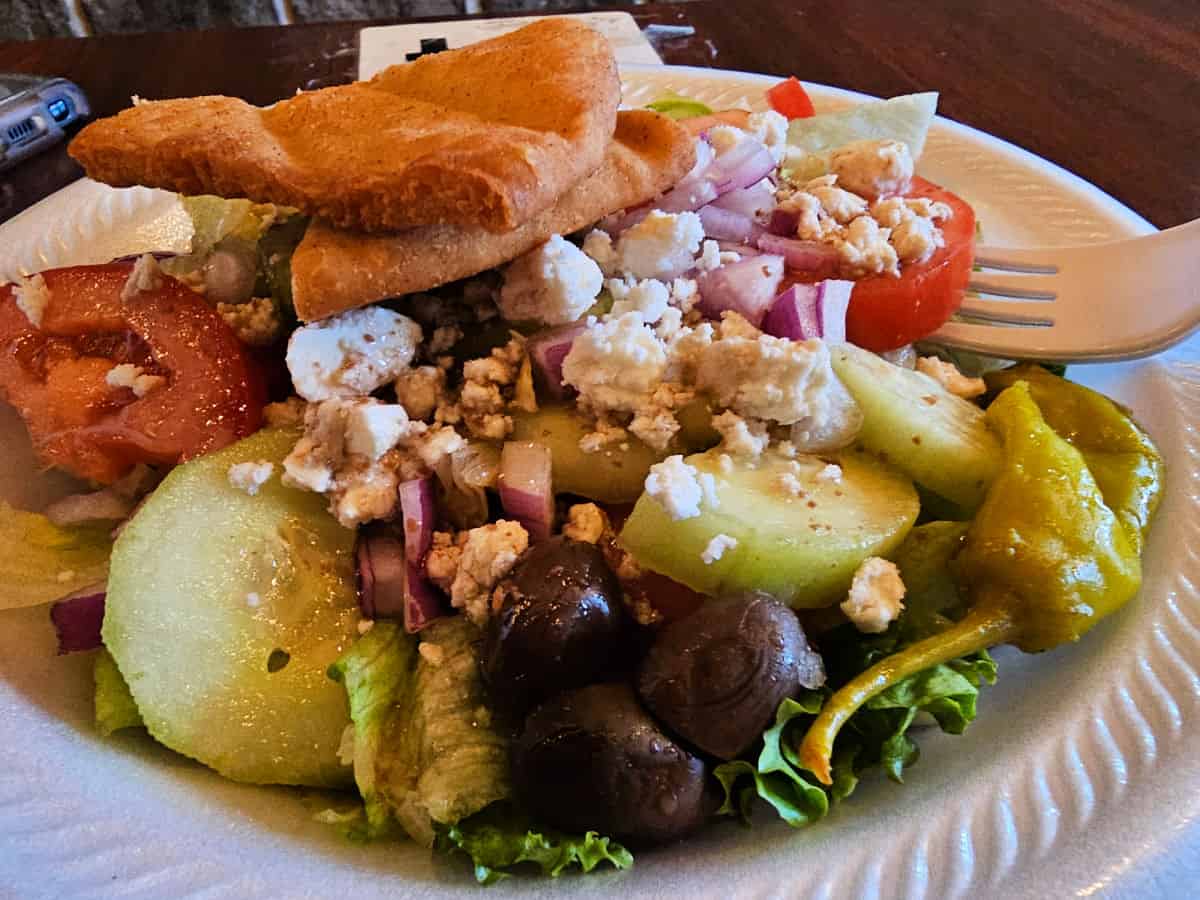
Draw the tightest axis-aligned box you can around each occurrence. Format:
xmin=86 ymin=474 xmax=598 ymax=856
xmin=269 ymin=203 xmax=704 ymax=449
xmin=69 ymin=19 xmax=619 ymax=233
xmin=290 ymin=110 xmax=695 ymax=322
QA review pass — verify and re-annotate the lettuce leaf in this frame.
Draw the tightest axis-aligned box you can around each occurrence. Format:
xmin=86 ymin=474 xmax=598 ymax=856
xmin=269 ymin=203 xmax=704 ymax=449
xmin=94 ymin=648 xmax=143 ymax=736
xmin=715 ymin=625 xmax=996 ymax=825
xmin=436 ymin=803 xmax=633 ymax=885
xmin=0 ymin=501 xmax=111 ymax=610
xmin=327 ymin=622 xmax=417 ymax=839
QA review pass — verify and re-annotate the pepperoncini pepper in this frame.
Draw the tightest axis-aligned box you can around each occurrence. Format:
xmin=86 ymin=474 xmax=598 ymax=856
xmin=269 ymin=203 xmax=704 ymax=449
xmin=799 ymin=378 xmax=1159 ymax=784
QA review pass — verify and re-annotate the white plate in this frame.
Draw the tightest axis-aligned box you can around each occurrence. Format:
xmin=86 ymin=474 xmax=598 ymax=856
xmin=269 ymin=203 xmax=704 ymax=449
xmin=1 ymin=67 xmax=1198 ymax=900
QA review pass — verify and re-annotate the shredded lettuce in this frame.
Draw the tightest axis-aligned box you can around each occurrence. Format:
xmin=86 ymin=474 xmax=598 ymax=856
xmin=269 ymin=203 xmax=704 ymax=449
xmin=437 ymin=803 xmax=633 ymax=885
xmin=0 ymin=501 xmax=111 ymax=610
xmin=94 ymin=648 xmax=143 ymax=736
xmin=327 ymin=622 xmax=417 ymax=839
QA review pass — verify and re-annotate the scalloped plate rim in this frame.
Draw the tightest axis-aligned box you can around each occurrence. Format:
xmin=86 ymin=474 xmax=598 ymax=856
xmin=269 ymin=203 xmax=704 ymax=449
xmin=0 ymin=65 xmax=1196 ymax=900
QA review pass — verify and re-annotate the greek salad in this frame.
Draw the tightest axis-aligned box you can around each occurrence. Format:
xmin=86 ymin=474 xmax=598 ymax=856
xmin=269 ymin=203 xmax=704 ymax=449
xmin=1 ymin=78 xmax=1163 ymax=885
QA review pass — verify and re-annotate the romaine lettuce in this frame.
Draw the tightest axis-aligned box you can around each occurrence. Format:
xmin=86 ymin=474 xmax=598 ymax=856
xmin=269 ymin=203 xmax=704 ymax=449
xmin=327 ymin=622 xmax=417 ymax=839
xmin=437 ymin=803 xmax=633 ymax=885
xmin=0 ymin=501 xmax=111 ymax=610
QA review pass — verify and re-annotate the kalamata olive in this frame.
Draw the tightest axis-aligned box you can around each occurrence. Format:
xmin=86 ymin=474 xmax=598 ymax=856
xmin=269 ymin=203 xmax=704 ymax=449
xmin=513 ymin=682 xmax=711 ymax=844
xmin=482 ymin=537 xmax=624 ymax=715
xmin=637 ymin=592 xmax=824 ymax=760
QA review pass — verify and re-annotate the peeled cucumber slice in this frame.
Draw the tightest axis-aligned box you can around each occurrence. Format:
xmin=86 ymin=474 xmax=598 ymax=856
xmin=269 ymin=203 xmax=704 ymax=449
xmin=784 ymin=92 xmax=938 ymax=181
xmin=103 ymin=428 xmax=359 ymax=788
xmin=512 ymin=406 xmax=666 ymax=503
xmin=831 ymin=343 xmax=1001 ymax=511
xmin=620 ymin=450 xmax=918 ymax=608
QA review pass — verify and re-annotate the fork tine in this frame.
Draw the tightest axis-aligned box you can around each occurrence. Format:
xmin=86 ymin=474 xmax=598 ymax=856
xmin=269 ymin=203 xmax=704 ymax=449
xmin=957 ymin=297 xmax=1056 ymax=326
xmin=968 ymin=275 xmax=1058 ymax=301
xmin=975 ymin=245 xmax=1061 ymax=272
xmin=932 ymin=320 xmax=1058 ymax=357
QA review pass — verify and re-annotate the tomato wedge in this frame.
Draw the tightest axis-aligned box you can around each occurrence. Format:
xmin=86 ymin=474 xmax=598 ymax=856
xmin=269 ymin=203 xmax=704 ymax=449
xmin=0 ymin=262 xmax=266 ymax=483
xmin=844 ymin=177 xmax=976 ymax=352
xmin=766 ymin=77 xmax=816 ymax=120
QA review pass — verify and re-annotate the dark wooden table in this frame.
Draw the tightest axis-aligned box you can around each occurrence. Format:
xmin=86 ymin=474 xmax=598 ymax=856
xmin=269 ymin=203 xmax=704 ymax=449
xmin=2 ymin=0 xmax=1198 ymax=228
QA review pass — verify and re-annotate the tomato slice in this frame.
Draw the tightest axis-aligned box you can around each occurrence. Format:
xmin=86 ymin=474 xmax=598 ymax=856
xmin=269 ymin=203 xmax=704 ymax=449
xmin=0 ymin=262 xmax=266 ymax=483
xmin=844 ymin=177 xmax=976 ymax=352
xmin=766 ymin=77 xmax=816 ymax=120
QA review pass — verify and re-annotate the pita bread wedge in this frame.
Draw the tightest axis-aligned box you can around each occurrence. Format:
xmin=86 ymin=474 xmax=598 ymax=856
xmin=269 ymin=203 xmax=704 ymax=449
xmin=290 ymin=110 xmax=696 ymax=322
xmin=69 ymin=19 xmax=619 ymax=233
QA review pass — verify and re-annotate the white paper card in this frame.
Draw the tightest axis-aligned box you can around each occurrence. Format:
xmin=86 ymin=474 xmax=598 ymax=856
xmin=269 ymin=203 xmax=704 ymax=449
xmin=357 ymin=11 xmax=661 ymax=80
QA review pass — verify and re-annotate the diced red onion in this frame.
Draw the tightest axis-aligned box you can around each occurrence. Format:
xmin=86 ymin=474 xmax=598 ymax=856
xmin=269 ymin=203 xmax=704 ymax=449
xmin=708 ymin=137 xmax=777 ymax=194
xmin=403 ymin=561 xmax=444 ymax=634
xmin=761 ymin=280 xmax=854 ymax=343
xmin=656 ymin=176 xmax=720 ymax=214
xmin=766 ymin=209 xmax=800 ymax=236
xmin=711 ymin=179 xmax=776 ymax=221
xmin=698 ymin=205 xmax=760 ymax=244
xmin=756 ymin=233 xmax=840 ymax=277
xmin=355 ymin=529 xmax=406 ymax=620
xmin=528 ymin=323 xmax=584 ymax=402
xmin=203 ymin=244 xmax=257 ymax=306
xmin=499 ymin=441 xmax=554 ymax=542
xmin=598 ymin=202 xmax=652 ymax=236
xmin=398 ymin=476 xmax=434 ymax=565
xmin=716 ymin=241 xmax=762 ymax=257
xmin=50 ymin=592 xmax=106 ymax=654
xmin=696 ymin=255 xmax=786 ymax=326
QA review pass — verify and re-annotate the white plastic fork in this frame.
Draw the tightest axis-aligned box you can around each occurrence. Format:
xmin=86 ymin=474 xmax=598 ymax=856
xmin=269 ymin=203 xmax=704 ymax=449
xmin=930 ymin=218 xmax=1200 ymax=362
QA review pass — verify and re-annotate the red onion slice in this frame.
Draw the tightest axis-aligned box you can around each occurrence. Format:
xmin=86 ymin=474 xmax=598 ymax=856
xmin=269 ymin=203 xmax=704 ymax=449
xmin=598 ymin=201 xmax=653 ymax=236
xmin=762 ymin=280 xmax=854 ymax=343
xmin=716 ymin=241 xmax=762 ymax=257
xmin=528 ymin=322 xmax=585 ymax=402
xmin=756 ymin=233 xmax=840 ymax=277
xmin=696 ymin=254 xmax=785 ymax=326
xmin=698 ymin=205 xmax=760 ymax=244
xmin=498 ymin=441 xmax=554 ymax=542
xmin=709 ymin=137 xmax=777 ymax=194
xmin=398 ymin=476 xmax=435 ymax=565
xmin=403 ymin=561 xmax=445 ymax=634
xmin=711 ymin=180 xmax=776 ymax=220
xmin=50 ymin=592 xmax=106 ymax=654
xmin=355 ymin=529 xmax=406 ymax=620
xmin=656 ymin=176 xmax=720 ymax=214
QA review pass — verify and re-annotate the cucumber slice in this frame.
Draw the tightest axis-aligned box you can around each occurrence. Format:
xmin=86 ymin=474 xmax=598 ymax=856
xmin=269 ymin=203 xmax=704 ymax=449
xmin=830 ymin=343 xmax=1001 ymax=511
xmin=512 ymin=406 xmax=666 ymax=503
xmin=784 ymin=92 xmax=938 ymax=181
xmin=103 ymin=428 xmax=359 ymax=788
xmin=620 ymin=450 xmax=918 ymax=608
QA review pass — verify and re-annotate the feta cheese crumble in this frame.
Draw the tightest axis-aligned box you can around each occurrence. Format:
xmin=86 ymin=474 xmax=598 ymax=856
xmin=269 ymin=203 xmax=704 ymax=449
xmin=842 ymin=556 xmax=906 ymax=633
xmin=218 ymin=297 xmax=282 ymax=346
xmin=105 ymin=363 xmax=166 ymax=398
xmin=603 ymin=210 xmax=705 ymax=280
xmin=13 ymin=273 xmax=49 ymax=327
xmin=563 ymin=502 xmax=608 ymax=544
xmin=450 ymin=520 xmax=530 ymax=626
xmin=829 ymin=139 xmax=915 ymax=200
xmin=562 ymin=313 xmax=668 ymax=413
xmin=607 ymin=276 xmax=671 ymax=325
xmin=120 ymin=253 xmax=164 ymax=301
xmin=227 ymin=460 xmax=274 ymax=495
xmin=498 ymin=234 xmax=602 ymax=326
xmin=394 ymin=365 xmax=446 ymax=421
xmin=701 ymin=533 xmax=738 ymax=565
xmin=644 ymin=455 xmax=718 ymax=521
xmin=286 ymin=306 xmax=422 ymax=402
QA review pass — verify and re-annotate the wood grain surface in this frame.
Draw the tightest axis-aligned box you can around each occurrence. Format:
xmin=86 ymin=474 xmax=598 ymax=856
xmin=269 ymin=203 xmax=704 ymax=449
xmin=2 ymin=0 xmax=1197 ymax=228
